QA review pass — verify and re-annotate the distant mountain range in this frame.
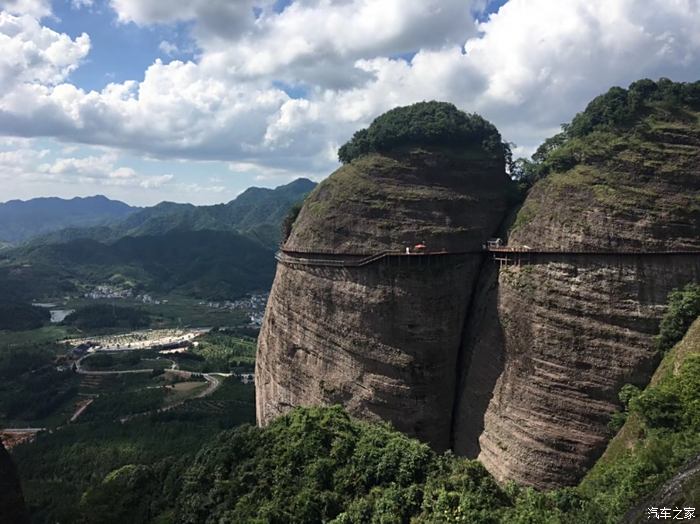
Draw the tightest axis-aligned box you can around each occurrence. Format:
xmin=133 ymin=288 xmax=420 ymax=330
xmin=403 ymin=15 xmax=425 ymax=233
xmin=0 ymin=178 xmax=316 ymax=300
xmin=24 ymin=178 xmax=317 ymax=250
xmin=0 ymin=195 xmax=135 ymax=244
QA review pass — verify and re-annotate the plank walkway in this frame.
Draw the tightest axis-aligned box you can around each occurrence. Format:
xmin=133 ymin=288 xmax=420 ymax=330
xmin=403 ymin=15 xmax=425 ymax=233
xmin=276 ymin=247 xmax=700 ymax=268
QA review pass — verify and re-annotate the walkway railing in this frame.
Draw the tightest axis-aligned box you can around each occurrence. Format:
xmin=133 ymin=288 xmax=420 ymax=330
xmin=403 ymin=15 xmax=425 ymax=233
xmin=276 ymin=246 xmax=700 ymax=269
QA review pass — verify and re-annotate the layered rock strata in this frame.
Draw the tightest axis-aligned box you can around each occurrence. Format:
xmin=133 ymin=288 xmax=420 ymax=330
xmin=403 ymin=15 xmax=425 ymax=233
xmin=256 ymin=147 xmax=511 ymax=450
xmin=454 ymin=109 xmax=700 ymax=488
xmin=258 ymin=91 xmax=700 ymax=489
xmin=457 ymin=254 xmax=700 ymax=489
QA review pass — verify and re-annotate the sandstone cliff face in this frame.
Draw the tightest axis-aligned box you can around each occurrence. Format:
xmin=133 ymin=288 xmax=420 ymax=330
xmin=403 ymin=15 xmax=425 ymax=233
xmin=286 ymin=148 xmax=508 ymax=253
xmin=0 ymin=442 xmax=29 ymax=524
xmin=508 ymin=118 xmax=700 ymax=251
xmin=457 ymin=255 xmax=700 ymax=489
xmin=256 ymin=147 xmax=511 ymax=450
xmin=454 ymin=108 xmax=700 ymax=489
xmin=258 ymin=91 xmax=700 ymax=490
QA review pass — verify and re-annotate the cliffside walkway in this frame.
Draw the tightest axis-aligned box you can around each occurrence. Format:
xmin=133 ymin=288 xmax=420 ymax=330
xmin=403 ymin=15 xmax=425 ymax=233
xmin=276 ymin=247 xmax=700 ymax=269
xmin=275 ymin=249 xmax=478 ymax=268
xmin=487 ymin=246 xmax=700 ymax=267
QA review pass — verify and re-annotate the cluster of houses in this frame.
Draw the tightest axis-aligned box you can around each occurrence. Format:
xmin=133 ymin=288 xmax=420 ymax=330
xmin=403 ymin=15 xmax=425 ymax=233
xmin=197 ymin=293 xmax=269 ymax=326
xmin=84 ymin=285 xmax=133 ymax=300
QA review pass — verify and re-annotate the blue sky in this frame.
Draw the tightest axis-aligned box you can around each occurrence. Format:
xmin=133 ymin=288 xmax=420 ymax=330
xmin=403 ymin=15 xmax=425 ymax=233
xmin=46 ymin=1 xmax=196 ymax=91
xmin=0 ymin=0 xmax=699 ymax=205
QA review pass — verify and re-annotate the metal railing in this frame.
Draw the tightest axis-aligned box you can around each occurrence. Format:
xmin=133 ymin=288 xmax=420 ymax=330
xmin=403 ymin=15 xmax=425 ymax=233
xmin=276 ymin=245 xmax=700 ymax=269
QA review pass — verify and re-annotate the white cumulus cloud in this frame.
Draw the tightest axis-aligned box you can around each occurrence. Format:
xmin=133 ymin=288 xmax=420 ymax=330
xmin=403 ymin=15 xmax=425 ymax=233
xmin=0 ymin=0 xmax=50 ymax=18
xmin=0 ymin=12 xmax=90 ymax=91
xmin=1 ymin=0 xmax=700 ymax=188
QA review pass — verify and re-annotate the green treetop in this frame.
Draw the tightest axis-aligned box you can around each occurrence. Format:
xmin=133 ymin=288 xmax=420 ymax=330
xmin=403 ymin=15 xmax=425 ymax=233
xmin=338 ymin=101 xmax=505 ymax=163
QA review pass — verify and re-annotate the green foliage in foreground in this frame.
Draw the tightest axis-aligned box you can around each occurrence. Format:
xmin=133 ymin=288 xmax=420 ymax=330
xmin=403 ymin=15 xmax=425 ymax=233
xmin=19 ymin=376 xmax=700 ymax=524
xmin=656 ymin=283 xmax=700 ymax=353
xmin=72 ymin=406 xmax=605 ymax=524
xmin=581 ymin=317 xmax=700 ymax=520
xmin=64 ymin=304 xmax=150 ymax=329
xmin=338 ymin=101 xmax=505 ymax=164
xmin=13 ymin=380 xmax=256 ymax=524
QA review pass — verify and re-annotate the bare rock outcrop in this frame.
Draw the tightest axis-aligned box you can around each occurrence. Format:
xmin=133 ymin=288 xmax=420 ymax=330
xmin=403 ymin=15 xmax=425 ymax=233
xmin=455 ymin=87 xmax=700 ymax=489
xmin=256 ymin=144 xmax=511 ymax=450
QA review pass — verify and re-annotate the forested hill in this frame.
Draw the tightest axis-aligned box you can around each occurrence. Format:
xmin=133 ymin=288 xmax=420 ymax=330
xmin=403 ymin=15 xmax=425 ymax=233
xmin=7 ymin=230 xmax=275 ymax=300
xmin=34 ymin=178 xmax=316 ymax=250
xmin=0 ymin=195 xmax=136 ymax=245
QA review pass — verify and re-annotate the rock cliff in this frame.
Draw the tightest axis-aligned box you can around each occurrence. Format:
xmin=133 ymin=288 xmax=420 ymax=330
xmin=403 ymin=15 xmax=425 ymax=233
xmin=0 ymin=442 xmax=29 ymax=524
xmin=257 ymin=83 xmax=700 ymax=488
xmin=455 ymin=80 xmax=700 ymax=488
xmin=257 ymin=103 xmax=512 ymax=450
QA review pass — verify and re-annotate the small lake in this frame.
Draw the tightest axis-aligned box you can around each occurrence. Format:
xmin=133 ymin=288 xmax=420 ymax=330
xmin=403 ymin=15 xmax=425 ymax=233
xmin=50 ymin=309 xmax=75 ymax=323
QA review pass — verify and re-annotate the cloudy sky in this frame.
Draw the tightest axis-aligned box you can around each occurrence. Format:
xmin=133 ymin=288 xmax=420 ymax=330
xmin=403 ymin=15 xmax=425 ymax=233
xmin=0 ymin=0 xmax=699 ymax=205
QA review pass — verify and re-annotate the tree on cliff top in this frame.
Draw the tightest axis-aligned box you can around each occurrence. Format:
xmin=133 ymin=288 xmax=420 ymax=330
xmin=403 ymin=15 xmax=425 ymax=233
xmin=511 ymin=78 xmax=700 ymax=187
xmin=338 ymin=101 xmax=505 ymax=164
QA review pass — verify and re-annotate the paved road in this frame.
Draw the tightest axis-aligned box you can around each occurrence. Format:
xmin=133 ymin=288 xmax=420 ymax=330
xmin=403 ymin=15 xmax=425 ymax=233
xmin=1 ymin=428 xmax=46 ymax=433
xmin=119 ymin=372 xmax=222 ymax=423
xmin=69 ymin=399 xmax=95 ymax=423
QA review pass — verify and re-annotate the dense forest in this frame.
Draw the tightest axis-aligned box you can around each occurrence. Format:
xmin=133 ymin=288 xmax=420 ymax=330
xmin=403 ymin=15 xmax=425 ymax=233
xmin=0 ymin=341 xmax=75 ymax=424
xmin=337 ymin=101 xmax=506 ymax=163
xmin=0 ymin=303 xmax=50 ymax=331
xmin=64 ymin=305 xmax=150 ymax=330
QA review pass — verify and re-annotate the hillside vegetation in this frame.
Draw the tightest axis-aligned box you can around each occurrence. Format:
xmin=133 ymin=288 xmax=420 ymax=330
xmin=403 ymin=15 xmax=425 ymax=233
xmin=0 ymin=303 xmax=50 ymax=331
xmin=338 ymin=101 xmax=506 ymax=163
xmin=509 ymin=78 xmax=700 ymax=250
xmin=67 ymin=307 xmax=700 ymax=524
xmin=0 ymin=179 xmax=313 ymax=301
xmin=514 ymin=78 xmax=700 ymax=186
xmin=580 ymin=313 xmax=700 ymax=521
xmin=4 ymin=230 xmax=275 ymax=300
xmin=33 ymin=178 xmax=316 ymax=250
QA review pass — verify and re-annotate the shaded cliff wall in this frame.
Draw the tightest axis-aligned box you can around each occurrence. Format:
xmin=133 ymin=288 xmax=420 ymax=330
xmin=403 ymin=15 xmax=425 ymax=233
xmin=454 ymin=253 xmax=700 ymax=489
xmin=257 ymin=255 xmax=481 ymax=450
xmin=0 ymin=442 xmax=29 ymax=524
